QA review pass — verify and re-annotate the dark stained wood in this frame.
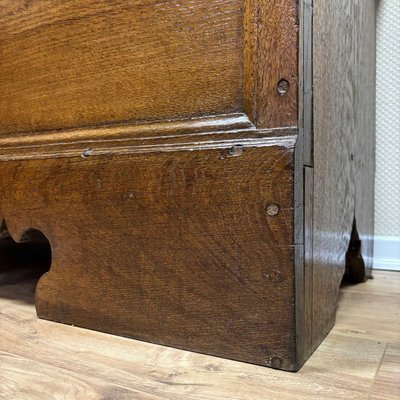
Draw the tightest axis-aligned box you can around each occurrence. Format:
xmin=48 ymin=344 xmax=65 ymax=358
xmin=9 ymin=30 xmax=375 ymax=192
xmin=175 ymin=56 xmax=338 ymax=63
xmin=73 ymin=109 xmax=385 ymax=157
xmin=0 ymin=116 xmax=297 ymax=162
xmin=0 ymin=0 xmax=299 ymax=136
xmin=311 ymin=0 xmax=376 ymax=350
xmin=0 ymin=137 xmax=299 ymax=371
xmin=0 ymin=0 xmax=244 ymax=134
xmin=244 ymin=0 xmax=299 ymax=128
xmin=0 ymin=0 xmax=376 ymax=372
xmin=298 ymin=0 xmax=313 ymax=166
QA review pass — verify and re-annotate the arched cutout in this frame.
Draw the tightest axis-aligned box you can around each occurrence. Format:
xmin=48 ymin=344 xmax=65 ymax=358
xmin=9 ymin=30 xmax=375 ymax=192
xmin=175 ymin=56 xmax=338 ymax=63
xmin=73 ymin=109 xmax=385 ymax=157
xmin=0 ymin=221 xmax=51 ymax=296
xmin=342 ymin=218 xmax=367 ymax=284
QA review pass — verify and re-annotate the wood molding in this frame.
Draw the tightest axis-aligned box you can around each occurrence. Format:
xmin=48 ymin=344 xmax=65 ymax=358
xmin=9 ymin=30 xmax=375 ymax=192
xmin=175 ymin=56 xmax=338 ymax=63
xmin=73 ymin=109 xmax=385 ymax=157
xmin=0 ymin=113 xmax=297 ymax=161
xmin=0 ymin=113 xmax=253 ymax=145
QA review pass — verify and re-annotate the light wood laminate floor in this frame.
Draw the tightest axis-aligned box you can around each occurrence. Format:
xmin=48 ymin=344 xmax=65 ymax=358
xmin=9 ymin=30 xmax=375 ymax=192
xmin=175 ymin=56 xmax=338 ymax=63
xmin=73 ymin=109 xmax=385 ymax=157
xmin=0 ymin=270 xmax=399 ymax=399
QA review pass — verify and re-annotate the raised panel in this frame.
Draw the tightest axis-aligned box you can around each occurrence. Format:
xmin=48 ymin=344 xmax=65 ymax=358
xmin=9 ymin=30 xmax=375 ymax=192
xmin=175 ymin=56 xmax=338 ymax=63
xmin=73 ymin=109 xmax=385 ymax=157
xmin=0 ymin=0 xmax=244 ymax=134
xmin=0 ymin=0 xmax=299 ymax=137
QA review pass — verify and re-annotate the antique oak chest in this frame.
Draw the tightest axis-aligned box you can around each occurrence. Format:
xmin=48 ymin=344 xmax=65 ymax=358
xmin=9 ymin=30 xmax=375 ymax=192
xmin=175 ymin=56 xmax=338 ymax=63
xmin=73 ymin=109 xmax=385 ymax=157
xmin=0 ymin=1 xmax=375 ymax=371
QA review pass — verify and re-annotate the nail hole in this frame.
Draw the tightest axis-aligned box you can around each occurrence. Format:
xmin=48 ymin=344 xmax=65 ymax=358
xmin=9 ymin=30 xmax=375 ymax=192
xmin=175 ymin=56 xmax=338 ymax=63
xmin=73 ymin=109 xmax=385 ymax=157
xmin=277 ymin=79 xmax=289 ymax=96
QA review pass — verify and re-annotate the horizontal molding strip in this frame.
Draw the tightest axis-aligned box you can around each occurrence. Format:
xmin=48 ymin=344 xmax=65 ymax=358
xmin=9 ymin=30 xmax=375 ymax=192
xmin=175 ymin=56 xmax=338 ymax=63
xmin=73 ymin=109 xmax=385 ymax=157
xmin=0 ymin=134 xmax=297 ymax=162
xmin=0 ymin=113 xmax=298 ymax=161
xmin=0 ymin=113 xmax=254 ymax=147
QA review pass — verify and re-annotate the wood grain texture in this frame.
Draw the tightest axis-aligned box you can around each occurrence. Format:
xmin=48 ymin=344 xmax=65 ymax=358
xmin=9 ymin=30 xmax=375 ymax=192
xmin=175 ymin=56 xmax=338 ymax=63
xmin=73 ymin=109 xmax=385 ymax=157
xmin=370 ymin=344 xmax=400 ymax=400
xmin=353 ymin=1 xmax=376 ymax=278
xmin=293 ymin=0 xmax=313 ymax=366
xmin=0 ymin=0 xmax=244 ymax=134
xmin=335 ymin=279 xmax=400 ymax=344
xmin=0 ymin=351 xmax=157 ymax=400
xmin=0 ymin=271 xmax=397 ymax=399
xmin=301 ymin=166 xmax=314 ymax=360
xmin=0 ymin=0 xmax=377 ymax=372
xmin=244 ymin=0 xmax=299 ymax=128
xmin=311 ymin=0 xmax=376 ymax=350
xmin=298 ymin=0 xmax=313 ymax=166
xmin=0 ymin=116 xmax=297 ymax=162
xmin=0 ymin=113 xmax=254 ymax=146
xmin=0 ymin=138 xmax=299 ymax=371
xmin=0 ymin=0 xmax=299 ymax=136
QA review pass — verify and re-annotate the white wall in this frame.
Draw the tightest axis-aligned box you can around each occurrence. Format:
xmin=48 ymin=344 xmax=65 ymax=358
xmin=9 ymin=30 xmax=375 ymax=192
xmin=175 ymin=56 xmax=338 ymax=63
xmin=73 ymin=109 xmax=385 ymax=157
xmin=374 ymin=0 xmax=400 ymax=270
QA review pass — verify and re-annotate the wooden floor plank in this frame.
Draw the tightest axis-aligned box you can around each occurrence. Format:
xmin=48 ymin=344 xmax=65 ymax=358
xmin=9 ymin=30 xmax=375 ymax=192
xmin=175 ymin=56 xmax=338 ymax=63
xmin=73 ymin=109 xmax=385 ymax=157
xmin=0 ymin=271 xmax=398 ymax=399
xmin=0 ymin=350 xmax=163 ymax=400
xmin=369 ymin=344 xmax=400 ymax=400
xmin=334 ymin=273 xmax=400 ymax=343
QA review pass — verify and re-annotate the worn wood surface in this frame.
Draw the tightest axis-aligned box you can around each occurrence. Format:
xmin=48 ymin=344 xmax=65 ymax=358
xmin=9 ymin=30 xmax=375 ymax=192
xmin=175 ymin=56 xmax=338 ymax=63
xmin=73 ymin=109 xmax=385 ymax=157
xmin=0 ymin=0 xmax=243 ymax=134
xmin=244 ymin=0 xmax=298 ymax=128
xmin=370 ymin=344 xmax=400 ymax=400
xmin=0 ymin=270 xmax=398 ymax=399
xmin=0 ymin=117 xmax=296 ymax=162
xmin=311 ymin=0 xmax=376 ymax=351
xmin=0 ymin=0 xmax=377 ymax=372
xmin=0 ymin=136 xmax=299 ymax=371
xmin=353 ymin=1 xmax=376 ymax=276
xmin=0 ymin=0 xmax=298 ymax=135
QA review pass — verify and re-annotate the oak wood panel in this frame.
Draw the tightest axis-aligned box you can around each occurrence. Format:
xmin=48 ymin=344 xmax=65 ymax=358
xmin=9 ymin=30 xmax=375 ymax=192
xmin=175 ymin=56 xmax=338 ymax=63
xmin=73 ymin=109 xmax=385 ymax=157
xmin=353 ymin=1 xmax=376 ymax=278
xmin=0 ymin=0 xmax=300 ymax=136
xmin=302 ymin=166 xmax=314 ymax=360
xmin=244 ymin=0 xmax=299 ymax=128
xmin=298 ymin=0 xmax=313 ymax=166
xmin=0 ymin=271 xmax=397 ymax=399
xmin=0 ymin=0 xmax=244 ymax=134
xmin=0 ymin=138 xmax=299 ymax=370
xmin=311 ymin=0 xmax=376 ymax=350
xmin=0 ymin=0 xmax=376 ymax=373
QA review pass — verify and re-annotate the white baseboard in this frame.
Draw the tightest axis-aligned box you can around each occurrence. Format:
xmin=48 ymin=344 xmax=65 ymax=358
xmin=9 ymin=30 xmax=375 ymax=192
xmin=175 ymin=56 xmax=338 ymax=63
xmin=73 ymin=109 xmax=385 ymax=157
xmin=373 ymin=236 xmax=400 ymax=271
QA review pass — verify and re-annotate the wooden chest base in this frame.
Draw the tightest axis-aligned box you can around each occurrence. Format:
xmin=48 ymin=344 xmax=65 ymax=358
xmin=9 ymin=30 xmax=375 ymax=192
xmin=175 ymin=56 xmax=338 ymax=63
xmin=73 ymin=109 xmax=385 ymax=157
xmin=0 ymin=132 xmax=302 ymax=370
xmin=0 ymin=0 xmax=375 ymax=372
